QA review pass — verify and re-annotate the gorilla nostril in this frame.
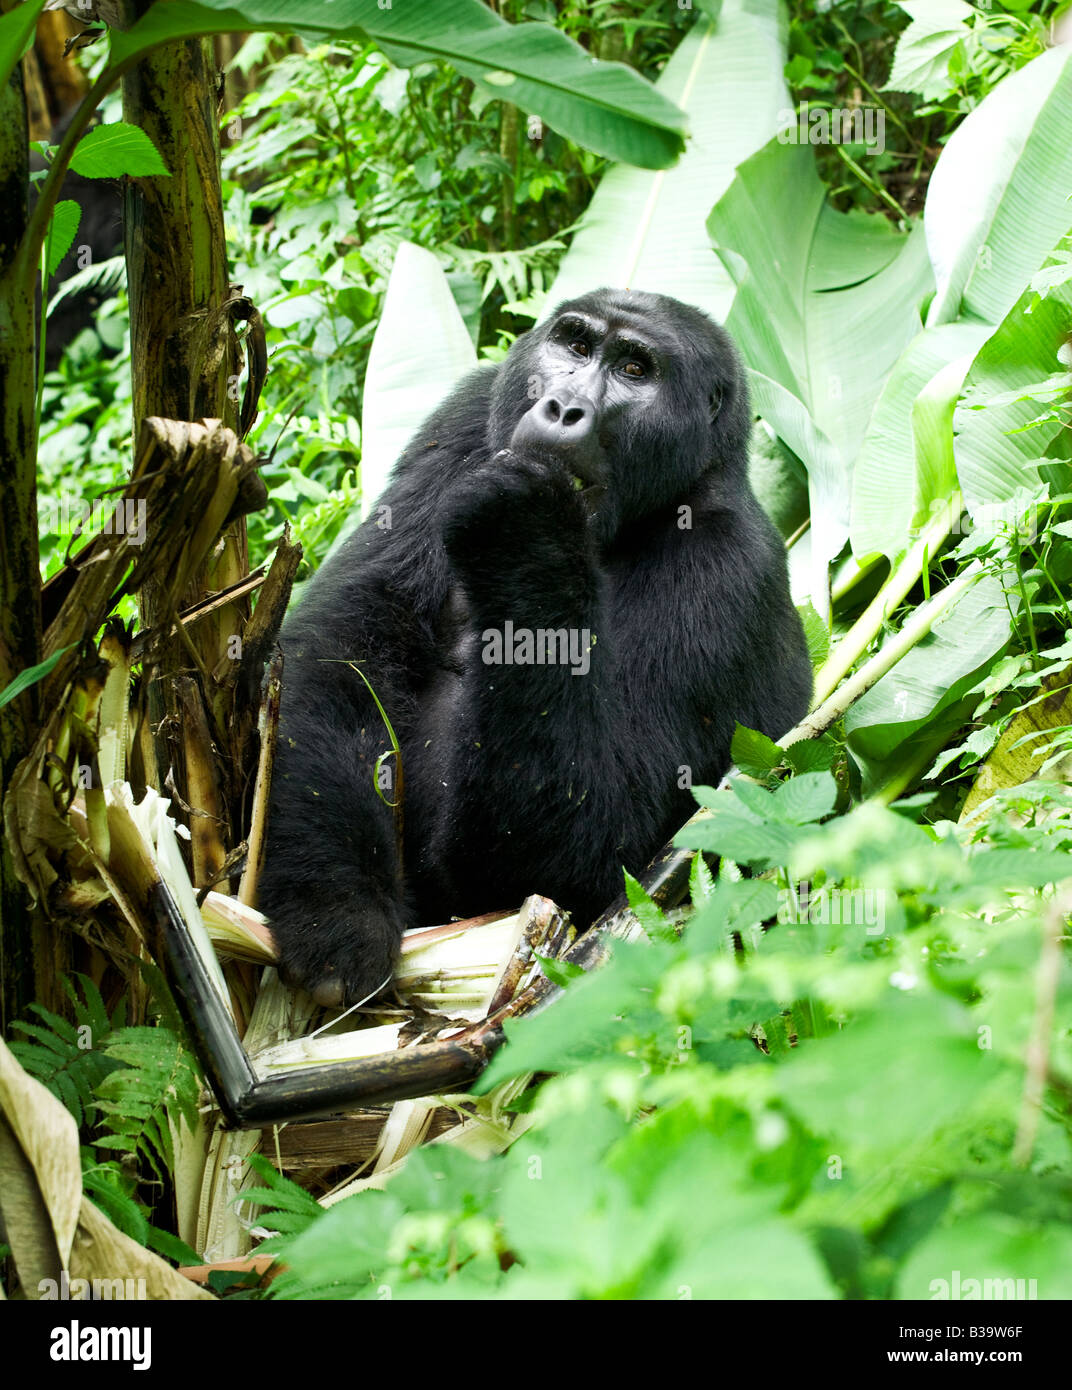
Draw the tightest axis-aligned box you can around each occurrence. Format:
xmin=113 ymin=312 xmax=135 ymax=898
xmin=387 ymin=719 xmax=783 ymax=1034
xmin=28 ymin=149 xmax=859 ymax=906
xmin=563 ymin=406 xmax=586 ymax=428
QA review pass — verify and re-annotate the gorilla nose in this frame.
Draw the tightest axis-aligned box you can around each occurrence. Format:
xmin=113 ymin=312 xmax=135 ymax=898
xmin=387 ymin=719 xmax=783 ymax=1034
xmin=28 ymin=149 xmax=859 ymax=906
xmin=524 ymin=393 xmax=595 ymax=445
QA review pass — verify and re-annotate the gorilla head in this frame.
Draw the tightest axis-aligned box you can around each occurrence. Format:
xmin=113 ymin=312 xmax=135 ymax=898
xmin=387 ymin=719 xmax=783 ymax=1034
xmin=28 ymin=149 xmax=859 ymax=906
xmin=486 ymin=289 xmax=752 ymax=541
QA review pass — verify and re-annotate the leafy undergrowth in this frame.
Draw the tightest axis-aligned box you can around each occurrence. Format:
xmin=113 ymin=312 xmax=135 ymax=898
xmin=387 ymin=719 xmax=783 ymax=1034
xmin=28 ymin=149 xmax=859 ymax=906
xmin=238 ymin=768 xmax=1072 ymax=1300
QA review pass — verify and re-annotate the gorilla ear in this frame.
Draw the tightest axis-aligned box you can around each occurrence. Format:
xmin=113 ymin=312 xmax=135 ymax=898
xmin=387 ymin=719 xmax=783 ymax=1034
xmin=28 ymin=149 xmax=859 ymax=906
xmin=709 ymin=385 xmax=723 ymax=421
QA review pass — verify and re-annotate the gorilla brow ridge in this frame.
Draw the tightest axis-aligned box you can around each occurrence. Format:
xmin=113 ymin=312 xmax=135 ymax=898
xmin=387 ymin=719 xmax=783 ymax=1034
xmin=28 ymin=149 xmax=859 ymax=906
xmin=551 ymin=311 xmax=662 ymax=369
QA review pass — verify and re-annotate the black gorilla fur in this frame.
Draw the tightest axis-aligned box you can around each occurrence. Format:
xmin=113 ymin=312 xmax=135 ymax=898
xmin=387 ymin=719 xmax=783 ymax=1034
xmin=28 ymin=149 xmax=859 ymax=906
xmin=259 ymin=289 xmax=812 ymax=1005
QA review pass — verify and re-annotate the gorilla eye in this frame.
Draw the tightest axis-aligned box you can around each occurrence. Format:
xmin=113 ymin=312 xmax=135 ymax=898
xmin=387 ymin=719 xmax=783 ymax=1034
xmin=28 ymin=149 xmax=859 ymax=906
xmin=569 ymin=340 xmax=590 ymax=358
xmin=622 ymin=361 xmax=646 ymax=378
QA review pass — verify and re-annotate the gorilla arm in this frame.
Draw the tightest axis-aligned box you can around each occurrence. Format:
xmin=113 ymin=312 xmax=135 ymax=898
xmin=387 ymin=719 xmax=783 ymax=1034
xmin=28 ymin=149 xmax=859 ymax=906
xmin=258 ymin=368 xmax=497 ymax=1005
xmin=409 ymin=449 xmax=629 ymax=925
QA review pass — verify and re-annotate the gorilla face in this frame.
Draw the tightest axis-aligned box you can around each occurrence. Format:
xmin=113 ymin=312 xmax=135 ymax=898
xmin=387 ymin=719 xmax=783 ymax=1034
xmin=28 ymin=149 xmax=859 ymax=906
xmin=487 ymin=289 xmax=751 ymax=541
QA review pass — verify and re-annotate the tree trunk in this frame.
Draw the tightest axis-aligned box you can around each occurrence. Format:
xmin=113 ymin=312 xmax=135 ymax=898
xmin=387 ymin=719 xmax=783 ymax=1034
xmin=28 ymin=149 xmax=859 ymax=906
xmin=0 ymin=56 xmax=44 ymax=1030
xmin=121 ymin=18 xmax=254 ymax=885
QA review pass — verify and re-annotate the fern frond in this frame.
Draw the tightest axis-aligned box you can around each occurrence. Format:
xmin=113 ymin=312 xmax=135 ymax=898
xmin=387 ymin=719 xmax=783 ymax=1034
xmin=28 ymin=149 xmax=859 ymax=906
xmin=47 ymin=254 xmax=126 ymax=312
xmin=94 ymin=1026 xmax=200 ymax=1181
xmin=62 ymin=971 xmax=114 ymax=1041
xmin=240 ymin=1184 xmax=322 ymax=1220
xmin=11 ymin=1018 xmax=77 ymax=1056
xmin=237 ymin=1156 xmax=323 ymax=1250
xmin=21 ymin=1002 xmax=80 ymax=1046
xmin=82 ymin=1163 xmax=149 ymax=1245
xmin=9 ymin=1013 xmax=121 ymax=1128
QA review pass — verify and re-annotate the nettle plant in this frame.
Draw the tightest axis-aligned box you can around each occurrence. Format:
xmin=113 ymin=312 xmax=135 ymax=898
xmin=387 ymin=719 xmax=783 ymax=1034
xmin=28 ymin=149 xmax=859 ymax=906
xmin=231 ymin=776 xmax=1071 ymax=1300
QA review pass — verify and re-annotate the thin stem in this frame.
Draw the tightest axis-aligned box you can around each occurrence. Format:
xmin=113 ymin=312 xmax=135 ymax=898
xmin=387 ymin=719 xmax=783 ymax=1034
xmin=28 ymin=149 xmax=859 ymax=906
xmin=35 ymin=223 xmax=50 ymax=440
xmin=785 ymin=515 xmax=810 ymax=551
xmin=813 ymin=495 xmax=960 ymax=707
xmin=833 ymin=144 xmax=909 ymax=222
xmin=320 ymin=54 xmax=357 ymax=204
xmin=830 ymin=552 xmax=885 ymax=606
xmin=785 ymin=569 xmax=978 ymax=749
xmin=828 ymin=40 xmax=915 ymax=145
xmin=1012 ymin=540 xmax=1039 ymax=668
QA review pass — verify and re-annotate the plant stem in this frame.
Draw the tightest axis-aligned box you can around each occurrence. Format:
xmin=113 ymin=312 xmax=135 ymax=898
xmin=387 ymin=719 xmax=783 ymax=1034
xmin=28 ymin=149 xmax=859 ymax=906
xmin=813 ymin=495 xmax=960 ymax=707
xmin=35 ymin=224 xmax=50 ymax=441
xmin=786 ymin=569 xmax=978 ymax=749
xmin=833 ymin=143 xmax=909 ymax=222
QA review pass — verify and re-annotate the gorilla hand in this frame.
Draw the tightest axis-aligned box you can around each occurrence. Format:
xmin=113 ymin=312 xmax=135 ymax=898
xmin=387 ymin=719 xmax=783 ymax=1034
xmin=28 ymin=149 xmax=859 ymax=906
xmin=443 ymin=451 xmax=591 ymax=576
xmin=268 ymin=885 xmax=407 ymax=1008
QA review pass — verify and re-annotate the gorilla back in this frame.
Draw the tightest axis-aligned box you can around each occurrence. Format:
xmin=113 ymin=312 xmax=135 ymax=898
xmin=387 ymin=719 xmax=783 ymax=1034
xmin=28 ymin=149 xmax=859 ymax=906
xmin=260 ymin=289 xmax=812 ymax=1005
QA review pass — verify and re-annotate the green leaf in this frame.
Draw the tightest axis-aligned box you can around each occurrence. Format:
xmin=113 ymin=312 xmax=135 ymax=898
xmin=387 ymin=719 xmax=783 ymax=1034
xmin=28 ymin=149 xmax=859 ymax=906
xmin=748 ymin=422 xmax=809 ymax=540
xmin=498 ymin=1105 xmax=836 ymax=1299
xmin=731 ymin=723 xmax=783 ymax=780
xmin=925 ymin=44 xmax=1072 ymax=326
xmin=533 ymin=952 xmax=584 ymax=988
xmin=772 ymin=771 xmax=837 ymax=825
xmin=108 ymin=0 xmax=687 ymax=171
xmin=10 ymin=1020 xmax=75 ymax=1058
xmin=954 ymin=237 xmax=1072 ymax=519
xmin=548 ymin=0 xmax=789 ymax=317
xmin=712 ymin=145 xmax=932 ymax=470
xmin=781 ymin=996 xmax=998 ymax=1156
xmin=69 ymin=122 xmax=170 ymax=179
xmin=676 ymin=788 xmax=801 ymax=868
xmin=898 ymin=1212 xmax=1072 ymax=1300
xmin=710 ymin=142 xmax=933 ymax=608
xmin=359 ymin=241 xmax=478 ymax=523
xmin=0 ymin=1 xmax=46 ymax=95
xmin=850 ymin=323 xmax=991 ymax=565
xmin=785 ymin=737 xmax=836 ymax=775
xmin=478 ymin=941 xmax=667 ymax=1086
xmin=46 ymin=202 xmax=81 ymax=278
xmin=796 ymin=599 xmax=830 ymax=670
xmin=685 ymin=875 xmax=781 ymax=954
xmin=83 ymin=1173 xmax=149 ymax=1245
xmin=623 ymin=871 xmax=676 ymax=943
xmin=0 ymin=644 xmax=74 ymax=709
xmin=145 ymin=1225 xmax=202 ymax=1268
xmin=746 ymin=372 xmax=846 ymax=614
xmin=688 ymin=849 xmax=716 ymax=907
xmin=885 ymin=0 xmax=974 ymax=101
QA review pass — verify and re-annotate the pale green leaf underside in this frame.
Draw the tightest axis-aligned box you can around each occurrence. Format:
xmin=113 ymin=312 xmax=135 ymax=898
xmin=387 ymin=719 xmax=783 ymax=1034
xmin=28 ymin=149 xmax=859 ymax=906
xmin=110 ymin=0 xmax=687 ymax=171
xmin=925 ymin=44 xmax=1072 ymax=327
xmin=547 ymin=0 xmax=790 ymax=321
xmin=360 ymin=242 xmax=478 ymax=521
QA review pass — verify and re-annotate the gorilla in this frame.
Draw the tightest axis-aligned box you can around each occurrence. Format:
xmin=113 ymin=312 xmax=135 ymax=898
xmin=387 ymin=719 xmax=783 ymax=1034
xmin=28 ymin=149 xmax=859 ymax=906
xmin=259 ymin=289 xmax=812 ymax=1006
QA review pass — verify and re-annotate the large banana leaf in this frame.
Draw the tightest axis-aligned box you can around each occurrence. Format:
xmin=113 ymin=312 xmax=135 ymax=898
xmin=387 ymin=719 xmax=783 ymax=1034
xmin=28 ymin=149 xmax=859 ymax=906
xmin=710 ymin=140 xmax=933 ymax=467
xmin=0 ymin=0 xmax=45 ymax=92
xmin=708 ymin=137 xmax=933 ymax=607
xmin=925 ymin=43 xmax=1072 ymax=327
xmin=545 ymin=0 xmax=789 ymax=319
xmin=360 ymin=242 xmax=478 ymax=520
xmin=953 ymin=238 xmax=1072 ymax=518
xmin=850 ymin=323 xmax=991 ymax=565
xmin=108 ymin=0 xmax=687 ymax=170
xmin=748 ymin=372 xmax=843 ymax=612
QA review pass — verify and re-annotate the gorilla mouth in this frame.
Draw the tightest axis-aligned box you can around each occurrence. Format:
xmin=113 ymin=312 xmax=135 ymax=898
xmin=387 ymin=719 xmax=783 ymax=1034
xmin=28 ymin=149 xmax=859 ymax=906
xmin=573 ymin=477 xmax=606 ymax=513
